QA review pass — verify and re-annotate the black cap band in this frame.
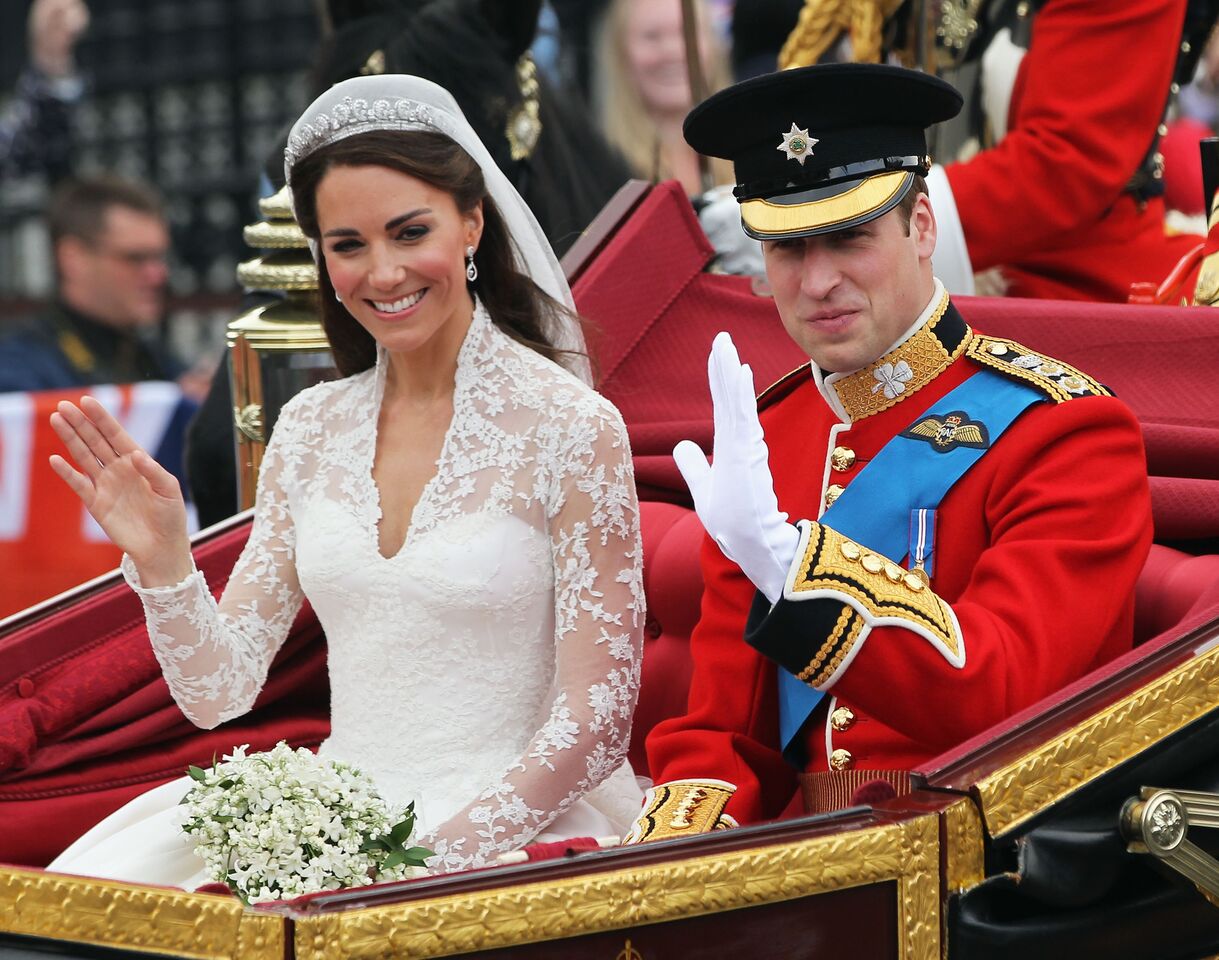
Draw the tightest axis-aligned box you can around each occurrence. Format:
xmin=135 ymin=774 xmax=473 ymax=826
xmin=734 ymin=154 xmax=933 ymax=201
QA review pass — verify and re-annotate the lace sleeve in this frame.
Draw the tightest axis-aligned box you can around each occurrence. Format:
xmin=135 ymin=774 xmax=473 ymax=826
xmin=122 ymin=403 xmax=306 ymax=730
xmin=425 ymin=403 xmax=644 ymax=871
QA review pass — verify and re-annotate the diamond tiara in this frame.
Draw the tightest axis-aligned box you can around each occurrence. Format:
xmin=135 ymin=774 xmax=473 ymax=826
xmin=284 ymin=96 xmax=458 ymax=172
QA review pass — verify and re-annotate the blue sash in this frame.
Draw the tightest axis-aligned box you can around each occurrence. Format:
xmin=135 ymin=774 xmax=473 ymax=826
xmin=777 ymin=368 xmax=1045 ymax=763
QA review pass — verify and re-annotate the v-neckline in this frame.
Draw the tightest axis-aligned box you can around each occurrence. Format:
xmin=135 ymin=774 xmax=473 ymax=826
xmin=369 ymin=401 xmax=453 ymax=561
xmin=365 ymin=303 xmax=483 ymax=561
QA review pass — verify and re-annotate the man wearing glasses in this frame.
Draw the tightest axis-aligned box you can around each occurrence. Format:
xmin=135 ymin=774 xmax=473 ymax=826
xmin=0 ymin=174 xmax=181 ymax=392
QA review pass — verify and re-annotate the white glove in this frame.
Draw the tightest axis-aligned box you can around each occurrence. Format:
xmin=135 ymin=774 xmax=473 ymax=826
xmin=674 ymin=332 xmax=799 ymax=603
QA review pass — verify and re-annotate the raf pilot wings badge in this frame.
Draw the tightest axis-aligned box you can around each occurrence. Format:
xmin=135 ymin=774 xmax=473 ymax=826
xmin=901 ymin=410 xmax=990 ymax=452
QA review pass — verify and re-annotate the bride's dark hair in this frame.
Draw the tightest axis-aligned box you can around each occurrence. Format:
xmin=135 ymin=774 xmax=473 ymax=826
xmin=290 ymin=129 xmax=583 ymax=378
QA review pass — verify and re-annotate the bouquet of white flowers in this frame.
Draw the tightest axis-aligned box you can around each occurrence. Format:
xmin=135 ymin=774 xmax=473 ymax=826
xmin=180 ymin=741 xmax=431 ymax=903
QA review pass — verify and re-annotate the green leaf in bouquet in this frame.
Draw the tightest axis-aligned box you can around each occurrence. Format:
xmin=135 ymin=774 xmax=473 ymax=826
xmin=401 ymin=846 xmax=434 ymax=865
xmin=188 ymin=765 xmax=208 ymax=782
xmin=380 ymin=850 xmax=406 ymax=871
xmin=389 ymin=818 xmax=415 ymax=846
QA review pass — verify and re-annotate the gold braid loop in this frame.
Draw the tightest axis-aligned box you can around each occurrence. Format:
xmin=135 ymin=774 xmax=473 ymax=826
xmin=779 ymin=0 xmax=905 ymax=69
xmin=850 ymin=1 xmax=885 ymax=64
xmin=780 ymin=0 xmax=849 ymax=69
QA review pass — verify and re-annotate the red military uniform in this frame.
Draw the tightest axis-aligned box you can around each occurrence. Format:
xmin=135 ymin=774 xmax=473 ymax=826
xmin=944 ymin=0 xmax=1198 ymax=302
xmin=646 ymin=290 xmax=1154 ymax=825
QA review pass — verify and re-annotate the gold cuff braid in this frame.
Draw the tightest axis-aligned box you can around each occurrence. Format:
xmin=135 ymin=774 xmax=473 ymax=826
xmin=789 ymin=522 xmax=961 ymax=673
xmin=624 ymin=779 xmax=737 ymax=844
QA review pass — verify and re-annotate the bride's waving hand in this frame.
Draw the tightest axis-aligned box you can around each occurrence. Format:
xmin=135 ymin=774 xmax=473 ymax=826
xmin=49 ymin=396 xmax=192 ymax=586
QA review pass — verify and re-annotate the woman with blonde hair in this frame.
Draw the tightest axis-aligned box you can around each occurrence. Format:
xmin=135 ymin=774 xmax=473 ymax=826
xmin=595 ymin=0 xmax=733 ymax=195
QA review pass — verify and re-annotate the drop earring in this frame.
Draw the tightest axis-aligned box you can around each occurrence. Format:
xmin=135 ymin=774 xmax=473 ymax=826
xmin=334 ymin=291 xmax=342 ymax=302
xmin=465 ymin=245 xmax=478 ymax=283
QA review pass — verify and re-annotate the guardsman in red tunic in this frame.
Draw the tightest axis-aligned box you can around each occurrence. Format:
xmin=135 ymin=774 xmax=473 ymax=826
xmin=625 ymin=63 xmax=1153 ymax=842
xmin=927 ymin=0 xmax=1202 ymax=302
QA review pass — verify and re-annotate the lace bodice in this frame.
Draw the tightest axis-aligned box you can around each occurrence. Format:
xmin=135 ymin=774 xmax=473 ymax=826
xmin=124 ymin=304 xmax=644 ymax=871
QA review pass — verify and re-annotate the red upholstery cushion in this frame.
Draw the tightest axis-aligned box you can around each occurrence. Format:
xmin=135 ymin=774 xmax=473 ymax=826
xmin=630 ymin=503 xmax=704 ymax=778
xmin=1134 ymin=544 xmax=1219 ymax=644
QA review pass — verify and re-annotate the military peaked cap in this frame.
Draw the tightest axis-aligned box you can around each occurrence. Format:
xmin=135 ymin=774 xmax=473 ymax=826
xmin=684 ymin=63 xmax=963 ymax=240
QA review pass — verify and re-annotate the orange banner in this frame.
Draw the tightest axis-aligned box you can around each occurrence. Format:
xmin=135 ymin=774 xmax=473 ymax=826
xmin=0 ymin=383 xmax=196 ymax=619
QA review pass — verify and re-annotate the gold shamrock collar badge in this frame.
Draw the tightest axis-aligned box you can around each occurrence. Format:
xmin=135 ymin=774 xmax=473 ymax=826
xmin=777 ymin=122 xmax=818 ymax=165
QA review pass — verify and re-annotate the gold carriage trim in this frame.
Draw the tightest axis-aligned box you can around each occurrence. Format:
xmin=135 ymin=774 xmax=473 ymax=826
xmin=0 ymin=866 xmax=284 ymax=960
xmin=942 ymin=797 xmax=987 ymax=894
xmin=788 ymin=521 xmax=960 ymax=675
xmin=257 ymin=184 xmax=296 ymax=220
xmin=831 ymin=288 xmax=968 ymax=421
xmin=966 ymin=335 xmax=1110 ymax=403
xmin=290 ymin=814 xmax=941 ymax=960
xmin=974 ymin=619 xmax=1219 ymax=839
xmin=625 ymin=779 xmax=737 ymax=844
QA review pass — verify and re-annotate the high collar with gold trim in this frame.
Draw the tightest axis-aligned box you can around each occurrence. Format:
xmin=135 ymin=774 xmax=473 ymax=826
xmin=814 ymin=280 xmax=971 ymax=424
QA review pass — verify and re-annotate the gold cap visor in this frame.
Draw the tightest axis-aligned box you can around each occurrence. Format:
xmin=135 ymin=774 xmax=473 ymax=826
xmin=740 ymin=171 xmax=912 ymax=240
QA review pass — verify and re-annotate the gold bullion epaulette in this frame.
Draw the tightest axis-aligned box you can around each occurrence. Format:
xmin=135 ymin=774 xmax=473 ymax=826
xmin=966 ymin=335 xmax=1111 ymax=403
xmin=623 ymin=778 xmax=737 ymax=844
xmin=756 ymin=361 xmax=812 ymax=413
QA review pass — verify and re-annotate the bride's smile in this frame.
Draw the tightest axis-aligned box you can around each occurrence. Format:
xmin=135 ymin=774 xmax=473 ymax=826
xmin=317 ymin=164 xmax=483 ymax=361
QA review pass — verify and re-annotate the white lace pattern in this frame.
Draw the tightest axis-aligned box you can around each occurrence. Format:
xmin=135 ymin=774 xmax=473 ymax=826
xmin=123 ymin=303 xmax=644 ymax=871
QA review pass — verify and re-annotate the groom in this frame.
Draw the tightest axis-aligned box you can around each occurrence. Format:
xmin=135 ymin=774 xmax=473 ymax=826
xmin=626 ymin=63 xmax=1154 ymax=840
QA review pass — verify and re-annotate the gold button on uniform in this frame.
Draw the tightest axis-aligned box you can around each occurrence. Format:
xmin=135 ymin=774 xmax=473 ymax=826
xmin=824 ymin=484 xmax=845 ymax=507
xmin=861 ymin=553 xmax=884 ymax=574
xmin=829 ymin=748 xmax=855 ymax=771
xmin=830 ymin=706 xmax=856 ymax=732
xmin=830 ymin=446 xmax=856 ymax=472
xmin=839 ymin=540 xmax=861 ymax=561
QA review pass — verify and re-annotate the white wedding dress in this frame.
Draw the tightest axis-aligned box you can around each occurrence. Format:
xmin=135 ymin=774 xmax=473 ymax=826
xmin=49 ymin=303 xmax=646 ymax=886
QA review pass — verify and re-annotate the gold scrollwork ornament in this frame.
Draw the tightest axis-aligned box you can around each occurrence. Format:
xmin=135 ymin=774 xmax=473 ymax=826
xmin=617 ymin=939 xmax=644 ymax=960
xmin=937 ymin=0 xmax=985 ymax=52
xmin=234 ymin=403 xmax=265 ymax=445
xmin=506 ymin=53 xmax=542 ymax=161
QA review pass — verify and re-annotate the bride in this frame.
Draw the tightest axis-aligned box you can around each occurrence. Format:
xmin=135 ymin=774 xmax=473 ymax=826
xmin=45 ymin=74 xmax=645 ymax=885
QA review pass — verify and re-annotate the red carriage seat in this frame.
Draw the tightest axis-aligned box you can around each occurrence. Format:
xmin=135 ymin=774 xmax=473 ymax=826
xmin=1135 ymin=544 xmax=1219 ymax=644
xmin=628 ymin=503 xmax=702 ymax=776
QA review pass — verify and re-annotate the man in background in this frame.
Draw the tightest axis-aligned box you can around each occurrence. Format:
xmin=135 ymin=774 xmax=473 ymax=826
xmin=0 ymin=174 xmax=183 ymax=392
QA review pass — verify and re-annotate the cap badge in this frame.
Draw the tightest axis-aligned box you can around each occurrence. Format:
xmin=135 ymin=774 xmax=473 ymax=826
xmin=777 ymin=122 xmax=818 ymax=166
